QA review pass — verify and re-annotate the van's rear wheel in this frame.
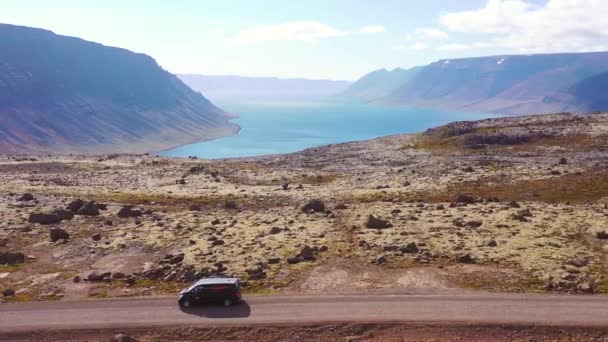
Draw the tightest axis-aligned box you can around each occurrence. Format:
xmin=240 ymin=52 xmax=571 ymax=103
xmin=223 ymin=299 xmax=232 ymax=307
xmin=181 ymin=300 xmax=192 ymax=308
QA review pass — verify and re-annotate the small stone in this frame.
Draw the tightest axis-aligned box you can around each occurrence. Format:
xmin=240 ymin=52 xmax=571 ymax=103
xmin=2 ymin=288 xmax=15 ymax=297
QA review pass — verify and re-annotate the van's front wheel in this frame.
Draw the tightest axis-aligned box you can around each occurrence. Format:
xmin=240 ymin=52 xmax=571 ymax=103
xmin=180 ymin=299 xmax=192 ymax=308
xmin=223 ymin=299 xmax=232 ymax=307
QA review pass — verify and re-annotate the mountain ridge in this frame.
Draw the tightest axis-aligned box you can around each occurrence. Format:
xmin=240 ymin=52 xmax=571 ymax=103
xmin=0 ymin=23 xmax=237 ymax=154
xmin=179 ymin=74 xmax=351 ymax=101
xmin=342 ymin=51 xmax=608 ymax=115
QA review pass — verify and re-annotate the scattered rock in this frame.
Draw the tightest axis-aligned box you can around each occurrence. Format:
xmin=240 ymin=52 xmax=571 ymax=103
xmin=53 ymin=209 xmax=74 ymax=221
xmin=453 ymin=194 xmax=475 ymax=205
xmin=401 ymin=242 xmax=419 ymax=254
xmin=566 ymin=258 xmax=589 ymax=267
xmin=366 ymin=215 xmax=392 ymax=229
xmin=269 ymin=226 xmax=282 ymax=235
xmin=375 ymin=255 xmax=387 ymax=264
xmin=189 ymin=204 xmax=202 ymax=211
xmin=117 ymin=206 xmax=143 ymax=218
xmin=0 ymin=252 xmax=25 ymax=265
xmin=104 ymin=220 xmax=113 ymax=226
xmin=302 ymin=200 xmax=325 ymax=213
xmin=335 ymin=204 xmax=348 ymax=210
xmin=487 ymin=239 xmax=498 ymax=247
xmin=507 ymin=201 xmax=521 ymax=208
xmin=462 ymin=166 xmax=474 ymax=173
xmin=299 ymin=246 xmax=315 ymax=261
xmin=110 ymin=333 xmax=139 ymax=342
xmin=87 ymin=272 xmax=112 ymax=282
xmin=224 ymin=200 xmax=238 ymax=210
xmin=17 ymin=193 xmax=34 ymax=202
xmin=50 ymin=228 xmax=70 ymax=242
xmin=73 ymin=276 xmax=81 ymax=283
xmin=597 ymin=231 xmax=608 ymax=240
xmin=456 ymin=253 xmax=476 ymax=264
xmin=28 ymin=213 xmax=61 ymax=225
xmin=66 ymin=199 xmax=85 ymax=212
xmin=2 ymin=288 xmax=15 ymax=297
xmin=268 ymin=257 xmax=281 ymax=264
xmin=91 ymin=233 xmax=102 ymax=241
xmin=212 ymin=239 xmax=225 ymax=246
xmin=465 ymin=220 xmax=483 ymax=228
xmin=559 ymin=157 xmax=568 ymax=165
xmin=76 ymin=201 xmax=100 ymax=216
xmin=282 ymin=183 xmax=289 ymax=190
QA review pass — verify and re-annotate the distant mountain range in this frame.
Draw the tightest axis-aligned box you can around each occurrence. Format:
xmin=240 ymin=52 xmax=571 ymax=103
xmin=342 ymin=52 xmax=608 ymax=115
xmin=179 ymin=74 xmax=351 ymax=101
xmin=0 ymin=24 xmax=237 ymax=154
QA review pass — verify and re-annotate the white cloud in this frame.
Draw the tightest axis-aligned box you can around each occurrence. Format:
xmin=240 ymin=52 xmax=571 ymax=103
xmin=413 ymin=27 xmax=449 ymax=40
xmin=408 ymin=42 xmax=429 ymax=50
xmin=438 ymin=43 xmax=472 ymax=51
xmin=235 ymin=21 xmax=344 ymax=43
xmin=439 ymin=0 xmax=608 ymax=53
xmin=360 ymin=25 xmax=386 ymax=34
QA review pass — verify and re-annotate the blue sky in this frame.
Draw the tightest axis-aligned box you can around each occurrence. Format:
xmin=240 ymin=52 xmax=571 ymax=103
xmin=1 ymin=0 xmax=606 ymax=80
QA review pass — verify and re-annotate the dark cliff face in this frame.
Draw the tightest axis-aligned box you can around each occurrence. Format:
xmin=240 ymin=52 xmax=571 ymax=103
xmin=0 ymin=23 xmax=235 ymax=154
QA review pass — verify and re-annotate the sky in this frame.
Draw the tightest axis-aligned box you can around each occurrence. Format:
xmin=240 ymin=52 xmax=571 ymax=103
xmin=1 ymin=0 xmax=607 ymax=80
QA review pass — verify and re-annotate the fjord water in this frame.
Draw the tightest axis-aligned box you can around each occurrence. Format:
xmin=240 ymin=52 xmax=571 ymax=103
xmin=162 ymin=100 xmax=493 ymax=159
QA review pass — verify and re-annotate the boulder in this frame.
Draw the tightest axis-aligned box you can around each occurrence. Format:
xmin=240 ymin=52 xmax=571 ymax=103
xmin=28 ymin=213 xmax=61 ymax=225
xmin=188 ymin=204 xmax=202 ymax=211
xmin=299 ymin=246 xmax=315 ymax=260
xmin=0 ymin=252 xmax=25 ymax=265
xmin=559 ymin=157 xmax=568 ymax=165
xmin=366 ymin=215 xmax=392 ymax=229
xmin=268 ymin=257 xmax=281 ymax=264
xmin=2 ymin=288 xmax=15 ymax=297
xmin=375 ymin=255 xmax=387 ymax=264
xmin=87 ymin=272 xmax=112 ymax=282
xmin=269 ymin=227 xmax=282 ymax=235
xmin=597 ymin=231 xmax=608 ymax=240
xmin=50 ymin=228 xmax=70 ymax=242
xmin=453 ymin=194 xmax=475 ymax=205
xmin=507 ymin=201 xmax=521 ymax=208
xmin=401 ymin=242 xmax=419 ymax=254
xmin=17 ymin=193 xmax=34 ymax=202
xmin=282 ymin=183 xmax=289 ymax=190
xmin=224 ymin=200 xmax=238 ymax=210
xmin=77 ymin=201 xmax=100 ymax=216
xmin=66 ymin=199 xmax=85 ymax=213
xmin=53 ymin=209 xmax=74 ymax=221
xmin=566 ymin=258 xmax=589 ymax=267
xmin=212 ymin=239 xmax=225 ymax=246
xmin=456 ymin=253 xmax=476 ymax=264
xmin=110 ymin=333 xmax=139 ymax=342
xmin=117 ymin=206 xmax=143 ymax=218
xmin=487 ymin=239 xmax=498 ymax=247
xmin=302 ymin=200 xmax=325 ymax=213
xmin=465 ymin=220 xmax=483 ymax=228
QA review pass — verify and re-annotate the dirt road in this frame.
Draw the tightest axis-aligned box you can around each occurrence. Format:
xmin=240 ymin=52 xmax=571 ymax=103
xmin=1 ymin=293 xmax=608 ymax=334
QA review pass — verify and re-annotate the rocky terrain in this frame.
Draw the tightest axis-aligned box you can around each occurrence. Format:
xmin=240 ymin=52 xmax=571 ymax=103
xmin=1 ymin=112 xmax=608 ymax=302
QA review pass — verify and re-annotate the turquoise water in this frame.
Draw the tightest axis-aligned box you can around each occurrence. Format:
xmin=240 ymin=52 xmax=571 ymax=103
xmin=162 ymin=100 xmax=494 ymax=159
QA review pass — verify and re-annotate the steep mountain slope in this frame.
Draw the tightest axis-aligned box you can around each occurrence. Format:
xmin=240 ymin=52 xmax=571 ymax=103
xmin=0 ymin=24 xmax=237 ymax=154
xmin=179 ymin=74 xmax=351 ymax=101
xmin=338 ymin=67 xmax=422 ymax=102
xmin=564 ymin=71 xmax=608 ymax=112
xmin=383 ymin=52 xmax=608 ymax=115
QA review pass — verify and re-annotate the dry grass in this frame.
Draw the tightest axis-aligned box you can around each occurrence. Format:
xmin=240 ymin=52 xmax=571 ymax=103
xmin=426 ymin=168 xmax=608 ymax=204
